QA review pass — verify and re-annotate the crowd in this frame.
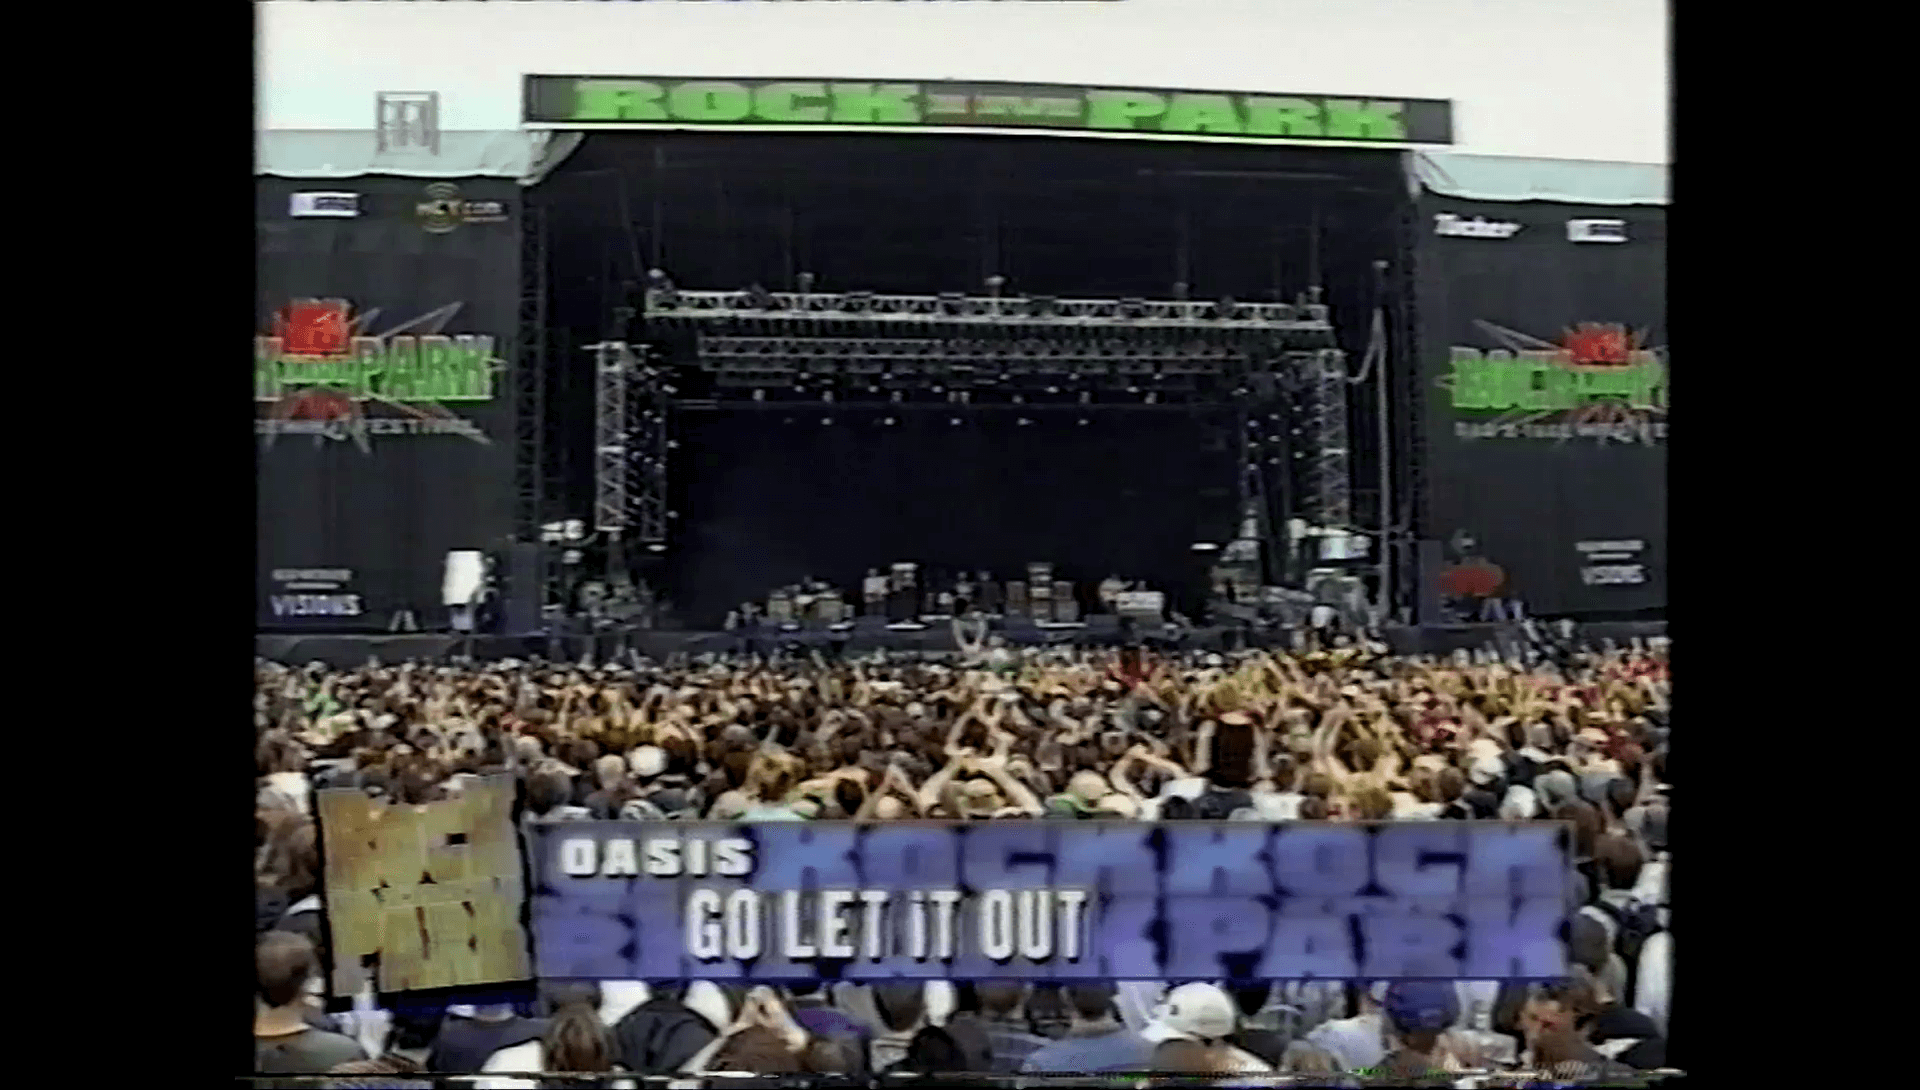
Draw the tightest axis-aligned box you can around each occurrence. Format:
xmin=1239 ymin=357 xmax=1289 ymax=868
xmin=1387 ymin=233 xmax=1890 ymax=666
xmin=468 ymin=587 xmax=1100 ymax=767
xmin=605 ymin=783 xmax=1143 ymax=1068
xmin=255 ymin=633 xmax=1672 ymax=1086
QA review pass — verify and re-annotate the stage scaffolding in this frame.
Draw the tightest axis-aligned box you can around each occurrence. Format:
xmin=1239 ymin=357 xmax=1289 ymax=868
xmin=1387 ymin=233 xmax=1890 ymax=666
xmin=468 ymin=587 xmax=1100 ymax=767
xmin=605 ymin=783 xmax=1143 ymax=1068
xmin=592 ymin=285 xmax=1357 ymax=597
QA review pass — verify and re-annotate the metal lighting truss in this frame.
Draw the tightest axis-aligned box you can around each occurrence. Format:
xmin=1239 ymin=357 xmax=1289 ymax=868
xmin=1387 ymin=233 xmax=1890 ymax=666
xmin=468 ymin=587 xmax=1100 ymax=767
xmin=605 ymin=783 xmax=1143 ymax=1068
xmin=646 ymin=288 xmax=1332 ymax=331
xmin=630 ymin=352 xmax=670 ymax=546
xmin=591 ymin=341 xmax=630 ymax=535
xmin=694 ymin=334 xmax=1250 ymax=379
xmin=590 ymin=342 xmax=670 ymax=544
xmin=515 ymin=205 xmax=548 ymax=543
xmin=1392 ymin=202 xmax=1427 ymax=615
xmin=1295 ymin=348 xmax=1353 ymax=529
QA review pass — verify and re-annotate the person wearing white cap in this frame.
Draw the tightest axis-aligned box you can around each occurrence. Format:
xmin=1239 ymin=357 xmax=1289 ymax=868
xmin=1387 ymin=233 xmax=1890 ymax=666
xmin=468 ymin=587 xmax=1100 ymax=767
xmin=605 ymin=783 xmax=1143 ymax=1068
xmin=628 ymin=745 xmax=667 ymax=780
xmin=1499 ymin=784 xmax=1540 ymax=820
xmin=1141 ymin=984 xmax=1272 ymax=1074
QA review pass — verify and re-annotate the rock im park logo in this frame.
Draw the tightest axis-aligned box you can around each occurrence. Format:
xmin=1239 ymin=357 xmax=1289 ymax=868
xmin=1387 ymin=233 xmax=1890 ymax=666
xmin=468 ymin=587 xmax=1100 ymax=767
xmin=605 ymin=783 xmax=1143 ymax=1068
xmin=255 ymin=300 xmax=501 ymax=452
xmin=1441 ymin=320 xmax=1667 ymax=445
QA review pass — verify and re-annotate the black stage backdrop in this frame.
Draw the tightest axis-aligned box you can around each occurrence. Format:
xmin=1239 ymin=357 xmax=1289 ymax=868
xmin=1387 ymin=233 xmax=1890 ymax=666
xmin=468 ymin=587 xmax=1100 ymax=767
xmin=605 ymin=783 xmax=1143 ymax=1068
xmin=256 ymin=177 xmax=520 ymax=631
xmin=1414 ymin=198 xmax=1666 ymax=617
xmin=666 ymin=409 xmax=1238 ymax=626
xmin=537 ymin=134 xmax=1407 ymax=528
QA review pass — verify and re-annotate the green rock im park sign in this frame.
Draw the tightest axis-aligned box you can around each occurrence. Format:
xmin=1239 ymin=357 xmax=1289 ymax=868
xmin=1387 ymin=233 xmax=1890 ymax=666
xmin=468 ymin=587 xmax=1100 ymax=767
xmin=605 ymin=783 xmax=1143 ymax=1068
xmin=524 ymin=76 xmax=1453 ymax=145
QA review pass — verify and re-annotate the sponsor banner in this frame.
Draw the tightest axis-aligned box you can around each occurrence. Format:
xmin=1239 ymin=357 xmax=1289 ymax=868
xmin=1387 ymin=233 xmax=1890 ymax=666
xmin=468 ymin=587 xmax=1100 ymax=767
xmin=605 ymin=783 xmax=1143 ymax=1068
xmin=1416 ymin=199 xmax=1665 ymax=616
xmin=525 ymin=76 xmax=1453 ymax=145
xmin=1576 ymin=539 xmax=1648 ymax=587
xmin=416 ymin=182 xmax=509 ymax=234
xmin=269 ymin=568 xmax=364 ymax=620
xmin=290 ymin=192 xmax=361 ymax=218
xmin=529 ymin=821 xmax=1569 ymax=983
xmin=1567 ymin=218 xmax=1628 ymax=243
xmin=1434 ymin=213 xmax=1521 ymax=239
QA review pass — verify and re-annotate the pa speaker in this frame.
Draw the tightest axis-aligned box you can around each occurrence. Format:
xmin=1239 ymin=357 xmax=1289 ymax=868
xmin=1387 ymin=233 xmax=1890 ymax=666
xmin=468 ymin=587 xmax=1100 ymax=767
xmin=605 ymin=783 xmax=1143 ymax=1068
xmin=1416 ymin=539 xmax=1447 ymax=625
xmin=501 ymin=543 xmax=543 ymax=634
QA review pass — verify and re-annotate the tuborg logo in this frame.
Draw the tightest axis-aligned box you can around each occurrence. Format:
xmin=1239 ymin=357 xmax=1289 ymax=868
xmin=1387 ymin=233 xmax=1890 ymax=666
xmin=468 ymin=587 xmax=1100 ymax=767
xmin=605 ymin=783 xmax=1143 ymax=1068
xmin=1434 ymin=213 xmax=1521 ymax=239
xmin=256 ymin=300 xmax=500 ymax=452
xmin=416 ymin=182 xmax=508 ymax=234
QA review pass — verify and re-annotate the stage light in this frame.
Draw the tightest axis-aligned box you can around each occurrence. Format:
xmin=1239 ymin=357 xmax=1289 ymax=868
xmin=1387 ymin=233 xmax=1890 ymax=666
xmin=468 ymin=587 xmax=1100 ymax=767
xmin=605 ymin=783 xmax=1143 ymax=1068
xmin=884 ymin=417 xmax=897 ymax=425
xmin=647 ymin=543 xmax=666 ymax=553
xmin=822 ymin=417 xmax=833 ymax=426
xmin=1018 ymin=417 xmax=1031 ymax=426
xmin=1192 ymin=542 xmax=1221 ymax=552
xmin=753 ymin=388 xmax=766 ymax=401
xmin=950 ymin=417 xmax=962 ymax=425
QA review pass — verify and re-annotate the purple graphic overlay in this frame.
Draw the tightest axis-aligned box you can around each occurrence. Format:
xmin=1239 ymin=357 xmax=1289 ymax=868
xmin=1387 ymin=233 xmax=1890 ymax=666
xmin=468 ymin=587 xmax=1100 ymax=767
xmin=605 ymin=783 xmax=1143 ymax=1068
xmin=528 ymin=821 xmax=1569 ymax=982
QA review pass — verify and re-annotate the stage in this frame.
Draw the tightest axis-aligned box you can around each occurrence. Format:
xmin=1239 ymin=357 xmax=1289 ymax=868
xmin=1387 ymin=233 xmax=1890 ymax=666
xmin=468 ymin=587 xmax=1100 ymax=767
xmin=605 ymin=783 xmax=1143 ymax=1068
xmin=257 ymin=618 xmax=1665 ymax=668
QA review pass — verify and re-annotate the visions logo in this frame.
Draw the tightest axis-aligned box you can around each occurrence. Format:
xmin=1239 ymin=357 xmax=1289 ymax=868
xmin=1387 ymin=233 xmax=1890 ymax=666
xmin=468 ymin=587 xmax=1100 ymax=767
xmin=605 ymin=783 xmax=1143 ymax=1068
xmin=256 ymin=300 xmax=501 ymax=452
xmin=1440 ymin=321 xmax=1667 ymax=445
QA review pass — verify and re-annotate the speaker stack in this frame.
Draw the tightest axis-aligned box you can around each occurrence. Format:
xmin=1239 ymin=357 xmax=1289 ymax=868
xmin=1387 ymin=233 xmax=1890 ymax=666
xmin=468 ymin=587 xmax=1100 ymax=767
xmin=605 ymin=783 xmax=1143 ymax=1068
xmin=1006 ymin=581 xmax=1029 ymax=617
xmin=888 ymin=562 xmax=918 ymax=622
xmin=1051 ymin=580 xmax=1078 ymax=622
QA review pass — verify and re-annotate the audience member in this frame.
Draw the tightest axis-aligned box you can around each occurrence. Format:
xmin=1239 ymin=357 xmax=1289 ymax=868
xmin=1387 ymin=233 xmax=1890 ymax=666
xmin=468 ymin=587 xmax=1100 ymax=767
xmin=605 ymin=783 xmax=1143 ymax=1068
xmin=1021 ymin=982 xmax=1154 ymax=1074
xmin=255 ymin=931 xmax=366 ymax=1073
xmin=608 ymin=981 xmax=717 ymax=1076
